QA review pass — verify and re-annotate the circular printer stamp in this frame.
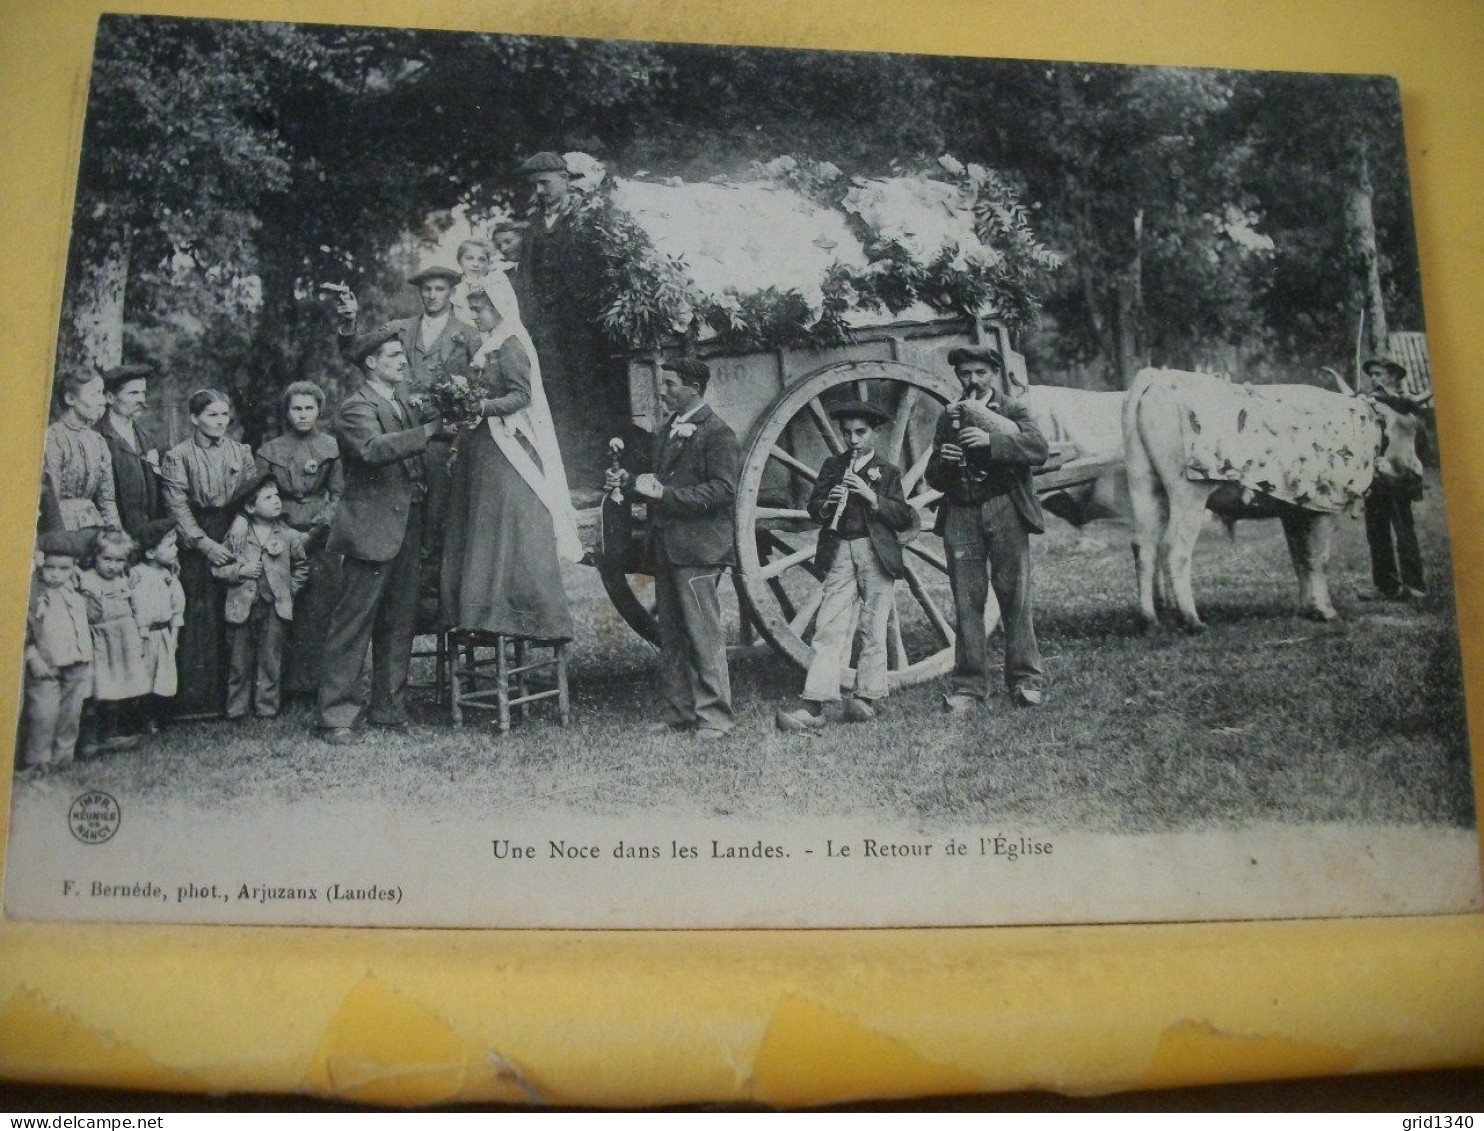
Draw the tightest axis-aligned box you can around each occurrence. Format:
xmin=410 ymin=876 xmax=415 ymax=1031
xmin=68 ymin=791 xmax=120 ymax=845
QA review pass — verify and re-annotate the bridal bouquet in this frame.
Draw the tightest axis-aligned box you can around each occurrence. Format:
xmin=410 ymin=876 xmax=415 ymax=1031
xmin=424 ymin=368 xmax=488 ymax=430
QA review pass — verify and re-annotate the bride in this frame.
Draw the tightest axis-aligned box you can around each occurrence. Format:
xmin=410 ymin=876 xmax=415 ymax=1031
xmin=441 ymin=278 xmax=583 ymax=642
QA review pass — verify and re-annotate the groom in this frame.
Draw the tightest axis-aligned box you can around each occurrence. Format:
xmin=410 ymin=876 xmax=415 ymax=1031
xmin=607 ymin=359 xmax=740 ymax=739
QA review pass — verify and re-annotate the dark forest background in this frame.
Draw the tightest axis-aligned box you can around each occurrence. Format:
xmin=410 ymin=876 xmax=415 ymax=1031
xmin=56 ymin=15 xmax=1424 ymax=445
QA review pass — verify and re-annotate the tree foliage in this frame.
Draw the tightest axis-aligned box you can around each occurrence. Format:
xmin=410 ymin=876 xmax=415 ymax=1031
xmin=57 ymin=16 xmax=1427 ymax=432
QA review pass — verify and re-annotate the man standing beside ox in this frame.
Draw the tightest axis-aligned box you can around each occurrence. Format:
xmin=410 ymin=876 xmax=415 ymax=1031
xmin=926 ymin=345 xmax=1050 ymax=712
xmin=316 ymin=328 xmax=452 ymax=745
xmin=607 ymin=360 xmax=740 ymax=739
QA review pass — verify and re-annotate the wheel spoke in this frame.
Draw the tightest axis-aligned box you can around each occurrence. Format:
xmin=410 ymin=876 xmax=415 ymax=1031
xmin=888 ymin=603 xmax=908 ymax=671
xmin=885 ymin=387 xmax=920 ymax=464
xmin=766 ymin=577 xmax=798 ymax=622
xmin=788 ymin=588 xmax=824 ymax=638
xmin=902 ymin=560 xmax=954 ymax=645
xmin=806 ymin=397 xmax=846 ymax=455
xmin=904 ymin=540 xmax=948 ymax=573
xmin=907 ymin=488 xmax=943 ymax=510
xmin=759 ymin=527 xmax=809 ymax=556
xmin=901 ymin=444 xmax=934 ymax=496
xmin=855 ymin=379 xmax=871 ymax=404
xmin=759 ymin=543 xmax=817 ymax=581
xmin=768 ymin=444 xmax=819 ymax=482
xmin=755 ymin=506 xmax=812 ymax=522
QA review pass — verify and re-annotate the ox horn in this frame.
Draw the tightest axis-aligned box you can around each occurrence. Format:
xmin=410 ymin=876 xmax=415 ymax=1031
xmin=1320 ymin=366 xmax=1356 ymax=396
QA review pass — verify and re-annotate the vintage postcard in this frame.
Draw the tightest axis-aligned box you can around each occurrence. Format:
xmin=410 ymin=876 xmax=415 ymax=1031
xmin=3 ymin=13 xmax=1478 ymax=928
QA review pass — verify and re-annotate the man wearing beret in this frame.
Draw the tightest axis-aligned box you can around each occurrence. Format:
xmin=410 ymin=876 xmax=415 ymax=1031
xmin=606 ymin=358 xmax=741 ymax=739
xmin=926 ymin=345 xmax=1050 ymax=711
xmin=1357 ymin=356 xmax=1428 ymax=601
xmin=513 ymin=150 xmax=614 ymax=492
xmin=96 ymin=363 xmax=166 ymax=536
xmin=316 ymin=328 xmax=453 ymax=745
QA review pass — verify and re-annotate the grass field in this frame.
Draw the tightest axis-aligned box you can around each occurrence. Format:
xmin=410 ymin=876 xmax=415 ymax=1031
xmin=16 ymin=474 xmax=1476 ymax=834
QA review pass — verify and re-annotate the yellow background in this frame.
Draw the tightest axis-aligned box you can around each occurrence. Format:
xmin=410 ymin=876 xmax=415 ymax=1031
xmin=1 ymin=0 xmax=1481 ymax=1107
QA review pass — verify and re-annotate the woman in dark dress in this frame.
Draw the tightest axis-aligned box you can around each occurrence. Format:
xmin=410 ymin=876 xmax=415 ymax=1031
xmin=160 ymin=389 xmax=255 ymax=720
xmin=43 ymin=371 xmax=118 ymax=537
xmin=442 ymin=284 xmax=580 ymax=641
xmin=256 ymin=381 xmax=343 ymax=697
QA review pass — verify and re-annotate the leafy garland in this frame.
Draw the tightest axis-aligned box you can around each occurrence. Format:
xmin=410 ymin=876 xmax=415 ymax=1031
xmin=568 ymin=154 xmax=1061 ymax=354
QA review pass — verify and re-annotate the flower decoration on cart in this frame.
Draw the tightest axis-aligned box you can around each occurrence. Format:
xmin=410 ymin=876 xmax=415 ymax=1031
xmin=565 ymin=151 xmax=1062 ymax=354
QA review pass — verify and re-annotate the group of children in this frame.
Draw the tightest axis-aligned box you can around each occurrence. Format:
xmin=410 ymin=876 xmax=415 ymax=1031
xmin=21 ymin=472 xmax=309 ymax=776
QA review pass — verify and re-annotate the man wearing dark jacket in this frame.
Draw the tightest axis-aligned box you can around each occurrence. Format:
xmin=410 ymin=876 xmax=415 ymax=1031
xmin=777 ymin=400 xmax=917 ymax=732
xmin=331 ymin=266 xmax=482 ymax=554
xmin=925 ymin=345 xmax=1050 ymax=710
xmin=316 ymin=328 xmax=450 ymax=745
xmin=97 ymin=364 xmax=165 ymax=536
xmin=607 ymin=359 xmax=740 ymax=739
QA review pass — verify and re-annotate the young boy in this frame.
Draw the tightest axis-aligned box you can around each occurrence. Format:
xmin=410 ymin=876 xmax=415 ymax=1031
xmin=213 ymin=473 xmax=309 ymax=720
xmin=21 ymin=532 xmax=94 ymax=773
xmin=776 ymin=400 xmax=916 ymax=732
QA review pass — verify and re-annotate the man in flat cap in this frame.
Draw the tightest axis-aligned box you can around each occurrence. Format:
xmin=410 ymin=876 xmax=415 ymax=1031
xmin=332 ymin=266 xmax=482 ymax=391
xmin=331 ymin=266 xmax=482 ymax=578
xmin=926 ymin=344 xmax=1050 ymax=711
xmin=1356 ymin=356 xmax=1428 ymax=601
xmin=96 ymin=363 xmax=166 ymax=537
xmin=513 ymin=150 xmax=613 ymax=493
xmin=315 ymin=328 xmax=453 ymax=745
xmin=606 ymin=358 xmax=741 ymax=739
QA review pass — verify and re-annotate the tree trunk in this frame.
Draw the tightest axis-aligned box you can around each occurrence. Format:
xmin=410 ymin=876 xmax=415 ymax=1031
xmin=1113 ymin=208 xmax=1145 ymax=387
xmin=58 ymin=235 xmax=129 ymax=379
xmin=1348 ymin=140 xmax=1388 ymax=361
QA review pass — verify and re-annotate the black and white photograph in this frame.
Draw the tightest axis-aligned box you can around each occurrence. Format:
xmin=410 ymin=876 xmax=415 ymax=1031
xmin=4 ymin=13 xmax=1478 ymax=928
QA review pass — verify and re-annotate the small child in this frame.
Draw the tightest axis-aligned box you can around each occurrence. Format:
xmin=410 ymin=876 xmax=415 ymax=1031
xmin=78 ymin=529 xmax=151 ymax=753
xmin=130 ymin=518 xmax=186 ymax=732
xmin=20 ymin=532 xmax=94 ymax=773
xmin=212 ymin=473 xmax=308 ymax=720
xmin=776 ymin=400 xmax=917 ymax=732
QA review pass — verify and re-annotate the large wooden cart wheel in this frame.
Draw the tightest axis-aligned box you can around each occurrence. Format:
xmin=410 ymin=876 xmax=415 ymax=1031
xmin=595 ymin=504 xmax=662 ymax=647
xmin=735 ymin=359 xmax=963 ymax=687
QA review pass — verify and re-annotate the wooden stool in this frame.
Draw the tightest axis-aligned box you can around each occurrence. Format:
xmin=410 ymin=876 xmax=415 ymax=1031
xmin=411 ymin=632 xmax=450 ymax=707
xmin=447 ymin=631 xmax=570 ymax=731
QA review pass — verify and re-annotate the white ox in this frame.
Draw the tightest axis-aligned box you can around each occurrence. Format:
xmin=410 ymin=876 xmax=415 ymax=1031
xmin=1123 ymin=367 xmax=1424 ymax=629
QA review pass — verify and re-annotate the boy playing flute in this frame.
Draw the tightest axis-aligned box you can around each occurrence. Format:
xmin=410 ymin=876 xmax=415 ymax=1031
xmin=776 ymin=400 xmax=917 ymax=732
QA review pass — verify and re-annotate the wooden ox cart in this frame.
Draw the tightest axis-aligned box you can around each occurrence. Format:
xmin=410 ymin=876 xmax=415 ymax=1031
xmin=592 ymin=314 xmax=1116 ymax=687
xmin=561 ymin=163 xmax=1117 ymax=686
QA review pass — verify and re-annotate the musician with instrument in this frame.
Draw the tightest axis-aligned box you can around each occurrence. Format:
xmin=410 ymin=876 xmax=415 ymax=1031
xmin=925 ymin=345 xmax=1050 ymax=713
xmin=776 ymin=400 xmax=917 ymax=733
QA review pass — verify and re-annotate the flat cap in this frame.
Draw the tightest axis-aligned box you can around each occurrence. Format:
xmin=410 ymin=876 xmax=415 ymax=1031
xmin=350 ymin=325 xmax=402 ymax=365
xmin=37 ymin=530 xmax=91 ymax=559
xmin=131 ymin=517 xmax=178 ymax=552
xmin=407 ymin=265 xmax=461 ymax=287
xmin=101 ymin=363 xmax=153 ymax=389
xmin=946 ymin=345 xmax=1004 ymax=369
xmin=661 ymin=358 xmax=711 ymax=385
xmin=827 ymin=399 xmax=891 ymax=428
xmin=518 ymin=151 xmax=570 ymax=176
xmin=226 ymin=470 xmax=279 ymax=516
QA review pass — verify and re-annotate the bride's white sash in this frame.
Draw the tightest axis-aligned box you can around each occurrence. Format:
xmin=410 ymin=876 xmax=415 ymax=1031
xmin=474 ymin=323 xmax=584 ymax=563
